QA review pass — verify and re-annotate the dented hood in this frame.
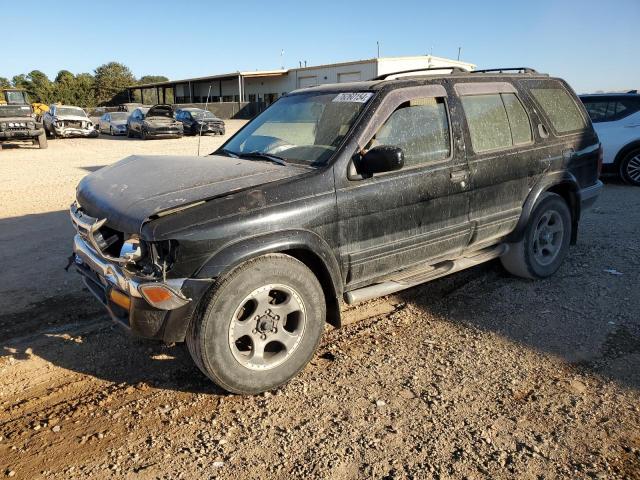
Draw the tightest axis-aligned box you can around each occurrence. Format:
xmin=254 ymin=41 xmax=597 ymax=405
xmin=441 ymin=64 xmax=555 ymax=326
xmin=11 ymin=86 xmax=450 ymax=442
xmin=76 ymin=154 xmax=309 ymax=233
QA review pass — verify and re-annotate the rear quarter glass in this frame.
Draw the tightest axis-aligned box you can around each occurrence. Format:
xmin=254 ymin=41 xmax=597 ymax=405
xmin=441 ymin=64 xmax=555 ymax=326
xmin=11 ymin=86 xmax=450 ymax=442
xmin=527 ymin=81 xmax=588 ymax=135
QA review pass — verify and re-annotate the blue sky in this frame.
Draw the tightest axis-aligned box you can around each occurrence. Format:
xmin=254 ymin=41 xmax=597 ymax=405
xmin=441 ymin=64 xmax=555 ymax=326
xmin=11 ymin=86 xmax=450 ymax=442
xmin=2 ymin=0 xmax=638 ymax=93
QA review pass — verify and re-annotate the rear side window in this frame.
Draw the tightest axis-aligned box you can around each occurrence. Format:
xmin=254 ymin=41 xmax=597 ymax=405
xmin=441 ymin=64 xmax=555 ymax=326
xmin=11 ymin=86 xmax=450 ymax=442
xmin=530 ymin=87 xmax=585 ymax=133
xmin=461 ymin=93 xmax=532 ymax=153
xmin=371 ymin=97 xmax=451 ymax=167
xmin=582 ymin=97 xmax=640 ymax=123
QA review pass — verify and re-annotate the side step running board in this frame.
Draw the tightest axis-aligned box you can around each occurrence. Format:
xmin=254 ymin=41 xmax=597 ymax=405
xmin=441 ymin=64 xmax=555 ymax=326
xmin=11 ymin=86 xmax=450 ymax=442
xmin=344 ymin=244 xmax=508 ymax=305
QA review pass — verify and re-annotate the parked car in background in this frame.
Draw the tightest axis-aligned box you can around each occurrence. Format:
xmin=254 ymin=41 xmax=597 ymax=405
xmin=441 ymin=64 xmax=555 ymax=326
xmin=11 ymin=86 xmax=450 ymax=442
xmin=69 ymin=67 xmax=602 ymax=394
xmin=0 ymin=103 xmax=47 ymax=149
xmin=43 ymin=105 xmax=99 ymax=138
xmin=126 ymin=104 xmax=183 ymax=140
xmin=580 ymin=92 xmax=640 ymax=185
xmin=99 ymin=111 xmax=129 ymax=136
xmin=176 ymin=108 xmax=225 ymax=136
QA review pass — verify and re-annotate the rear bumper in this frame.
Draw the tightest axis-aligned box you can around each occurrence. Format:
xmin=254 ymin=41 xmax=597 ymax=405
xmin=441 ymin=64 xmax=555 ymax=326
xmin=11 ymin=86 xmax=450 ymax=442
xmin=579 ymin=180 xmax=603 ymax=211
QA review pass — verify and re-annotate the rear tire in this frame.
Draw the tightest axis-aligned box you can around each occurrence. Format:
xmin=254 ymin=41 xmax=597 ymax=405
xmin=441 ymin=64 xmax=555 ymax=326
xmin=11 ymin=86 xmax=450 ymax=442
xmin=126 ymin=127 xmax=133 ymax=138
xmin=37 ymin=132 xmax=48 ymax=149
xmin=186 ymin=254 xmax=325 ymax=394
xmin=619 ymin=148 xmax=640 ymax=186
xmin=501 ymin=192 xmax=572 ymax=279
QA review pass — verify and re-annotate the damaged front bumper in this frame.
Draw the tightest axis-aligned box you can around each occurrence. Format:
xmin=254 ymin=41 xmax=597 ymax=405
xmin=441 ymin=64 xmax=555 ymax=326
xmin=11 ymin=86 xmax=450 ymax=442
xmin=69 ymin=205 xmax=211 ymax=342
xmin=54 ymin=126 xmax=98 ymax=138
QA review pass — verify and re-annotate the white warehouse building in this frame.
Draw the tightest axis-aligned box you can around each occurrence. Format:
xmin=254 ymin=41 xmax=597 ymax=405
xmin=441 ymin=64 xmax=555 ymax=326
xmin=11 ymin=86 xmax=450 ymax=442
xmin=127 ymin=55 xmax=475 ymax=117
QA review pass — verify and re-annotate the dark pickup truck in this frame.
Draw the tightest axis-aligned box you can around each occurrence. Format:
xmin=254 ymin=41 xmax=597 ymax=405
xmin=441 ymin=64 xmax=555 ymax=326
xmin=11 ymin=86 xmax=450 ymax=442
xmin=70 ymin=67 xmax=602 ymax=394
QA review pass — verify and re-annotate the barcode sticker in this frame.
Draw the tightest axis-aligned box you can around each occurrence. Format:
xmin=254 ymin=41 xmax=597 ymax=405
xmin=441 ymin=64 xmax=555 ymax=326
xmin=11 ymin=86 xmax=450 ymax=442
xmin=332 ymin=92 xmax=373 ymax=103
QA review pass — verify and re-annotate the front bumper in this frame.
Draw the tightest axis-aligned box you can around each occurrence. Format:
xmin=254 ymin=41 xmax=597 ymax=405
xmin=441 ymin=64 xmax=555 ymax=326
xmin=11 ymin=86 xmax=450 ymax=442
xmin=0 ymin=128 xmax=43 ymax=140
xmin=54 ymin=127 xmax=97 ymax=138
xmin=69 ymin=199 xmax=214 ymax=341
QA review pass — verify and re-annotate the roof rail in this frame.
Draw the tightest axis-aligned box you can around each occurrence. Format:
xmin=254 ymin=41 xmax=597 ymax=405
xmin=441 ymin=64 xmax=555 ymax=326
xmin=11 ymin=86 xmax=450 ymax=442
xmin=373 ymin=66 xmax=469 ymax=81
xmin=471 ymin=67 xmax=539 ymax=74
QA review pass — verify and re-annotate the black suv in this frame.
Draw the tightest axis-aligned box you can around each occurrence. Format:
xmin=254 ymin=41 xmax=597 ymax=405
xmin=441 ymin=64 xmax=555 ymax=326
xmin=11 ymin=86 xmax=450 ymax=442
xmin=70 ymin=67 xmax=602 ymax=394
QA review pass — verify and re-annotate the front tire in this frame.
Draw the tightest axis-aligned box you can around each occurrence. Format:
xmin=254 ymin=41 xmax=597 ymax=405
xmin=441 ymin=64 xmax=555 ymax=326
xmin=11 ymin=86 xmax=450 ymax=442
xmin=619 ymin=148 xmax=640 ymax=186
xmin=501 ymin=192 xmax=572 ymax=279
xmin=187 ymin=254 xmax=325 ymax=394
xmin=37 ymin=132 xmax=48 ymax=149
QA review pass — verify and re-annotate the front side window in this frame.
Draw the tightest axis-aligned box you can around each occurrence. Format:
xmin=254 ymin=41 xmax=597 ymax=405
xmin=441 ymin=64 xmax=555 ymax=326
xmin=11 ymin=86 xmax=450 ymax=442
xmin=462 ymin=93 xmax=532 ymax=152
xmin=368 ymin=97 xmax=451 ymax=167
xmin=223 ymin=91 xmax=372 ymax=165
xmin=530 ymin=86 xmax=585 ymax=133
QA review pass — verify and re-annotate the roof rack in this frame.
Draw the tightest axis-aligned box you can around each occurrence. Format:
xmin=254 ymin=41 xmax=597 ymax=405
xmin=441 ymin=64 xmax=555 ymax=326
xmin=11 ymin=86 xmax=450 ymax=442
xmin=471 ymin=67 xmax=539 ymax=74
xmin=373 ymin=66 xmax=469 ymax=81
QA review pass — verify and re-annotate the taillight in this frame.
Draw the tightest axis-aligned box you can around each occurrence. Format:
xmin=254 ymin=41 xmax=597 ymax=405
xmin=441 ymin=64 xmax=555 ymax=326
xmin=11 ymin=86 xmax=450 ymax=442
xmin=597 ymin=144 xmax=603 ymax=177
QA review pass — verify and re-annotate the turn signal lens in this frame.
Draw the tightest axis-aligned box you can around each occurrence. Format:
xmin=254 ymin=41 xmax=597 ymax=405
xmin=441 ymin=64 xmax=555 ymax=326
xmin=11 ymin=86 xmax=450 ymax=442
xmin=138 ymin=283 xmax=190 ymax=310
xmin=109 ymin=289 xmax=131 ymax=311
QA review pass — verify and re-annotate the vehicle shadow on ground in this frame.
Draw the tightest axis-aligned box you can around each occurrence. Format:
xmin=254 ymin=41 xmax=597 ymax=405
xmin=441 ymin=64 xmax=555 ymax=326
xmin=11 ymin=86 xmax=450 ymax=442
xmin=1 ymin=188 xmax=638 ymax=394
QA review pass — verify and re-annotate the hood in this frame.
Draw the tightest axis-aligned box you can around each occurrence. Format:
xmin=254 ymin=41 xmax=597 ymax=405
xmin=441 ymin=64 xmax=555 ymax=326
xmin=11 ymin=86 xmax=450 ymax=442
xmin=146 ymin=105 xmax=173 ymax=118
xmin=0 ymin=116 xmax=36 ymax=123
xmin=76 ymin=154 xmax=309 ymax=233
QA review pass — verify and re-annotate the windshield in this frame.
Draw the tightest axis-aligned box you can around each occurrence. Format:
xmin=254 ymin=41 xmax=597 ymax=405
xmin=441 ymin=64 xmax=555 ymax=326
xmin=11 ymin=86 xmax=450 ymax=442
xmin=57 ymin=107 xmax=87 ymax=117
xmin=4 ymin=90 xmax=29 ymax=104
xmin=0 ymin=105 xmax=32 ymax=118
xmin=222 ymin=91 xmax=373 ymax=165
xmin=191 ymin=110 xmax=216 ymax=120
xmin=110 ymin=112 xmax=128 ymax=121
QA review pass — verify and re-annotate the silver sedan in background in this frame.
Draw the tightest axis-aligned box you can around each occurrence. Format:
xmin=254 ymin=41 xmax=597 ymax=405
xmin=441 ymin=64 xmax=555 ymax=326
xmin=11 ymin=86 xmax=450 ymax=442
xmin=98 ymin=112 xmax=130 ymax=136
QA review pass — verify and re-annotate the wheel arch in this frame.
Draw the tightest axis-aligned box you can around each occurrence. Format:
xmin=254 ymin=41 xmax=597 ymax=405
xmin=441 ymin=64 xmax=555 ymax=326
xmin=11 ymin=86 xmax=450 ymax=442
xmin=507 ymin=173 xmax=581 ymax=245
xmin=194 ymin=230 xmax=344 ymax=328
xmin=613 ymin=139 xmax=640 ymax=172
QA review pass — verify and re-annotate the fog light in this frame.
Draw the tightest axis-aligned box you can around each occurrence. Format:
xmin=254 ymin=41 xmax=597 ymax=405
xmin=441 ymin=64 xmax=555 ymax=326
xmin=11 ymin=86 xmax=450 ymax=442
xmin=109 ymin=289 xmax=131 ymax=311
xmin=138 ymin=283 xmax=190 ymax=310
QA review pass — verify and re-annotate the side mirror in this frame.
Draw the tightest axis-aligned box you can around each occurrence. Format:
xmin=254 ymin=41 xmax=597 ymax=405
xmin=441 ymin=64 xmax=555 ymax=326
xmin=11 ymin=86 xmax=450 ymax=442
xmin=357 ymin=145 xmax=404 ymax=176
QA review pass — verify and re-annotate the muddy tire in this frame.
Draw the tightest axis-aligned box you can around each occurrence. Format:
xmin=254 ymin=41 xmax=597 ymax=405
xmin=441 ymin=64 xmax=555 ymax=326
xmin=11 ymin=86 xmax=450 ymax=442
xmin=37 ymin=132 xmax=48 ymax=149
xmin=501 ymin=192 xmax=572 ymax=280
xmin=619 ymin=148 xmax=640 ymax=186
xmin=126 ymin=127 xmax=133 ymax=138
xmin=186 ymin=254 xmax=325 ymax=394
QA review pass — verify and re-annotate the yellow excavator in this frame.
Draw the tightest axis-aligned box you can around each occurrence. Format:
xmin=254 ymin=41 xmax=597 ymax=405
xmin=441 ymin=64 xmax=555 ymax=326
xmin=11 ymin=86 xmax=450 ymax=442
xmin=1 ymin=88 xmax=49 ymax=117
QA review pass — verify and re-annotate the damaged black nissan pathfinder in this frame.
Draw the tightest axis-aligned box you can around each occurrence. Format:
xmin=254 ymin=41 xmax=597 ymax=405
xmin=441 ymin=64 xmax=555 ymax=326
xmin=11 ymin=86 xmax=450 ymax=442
xmin=70 ymin=67 xmax=603 ymax=394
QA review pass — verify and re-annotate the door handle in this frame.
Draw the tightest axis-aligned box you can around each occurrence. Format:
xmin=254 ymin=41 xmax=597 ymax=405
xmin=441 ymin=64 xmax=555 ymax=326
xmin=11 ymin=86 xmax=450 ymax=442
xmin=562 ymin=148 xmax=575 ymax=160
xmin=450 ymin=170 xmax=469 ymax=184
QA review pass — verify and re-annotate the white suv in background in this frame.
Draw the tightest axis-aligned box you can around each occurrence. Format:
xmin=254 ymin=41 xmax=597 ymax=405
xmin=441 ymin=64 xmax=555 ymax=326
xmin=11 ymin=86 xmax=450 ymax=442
xmin=580 ymin=92 xmax=640 ymax=185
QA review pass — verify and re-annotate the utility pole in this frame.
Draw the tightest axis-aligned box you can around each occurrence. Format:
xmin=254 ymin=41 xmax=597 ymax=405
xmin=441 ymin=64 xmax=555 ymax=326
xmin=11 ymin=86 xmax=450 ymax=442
xmin=457 ymin=47 xmax=462 ymax=61
xmin=377 ymin=41 xmax=380 ymax=58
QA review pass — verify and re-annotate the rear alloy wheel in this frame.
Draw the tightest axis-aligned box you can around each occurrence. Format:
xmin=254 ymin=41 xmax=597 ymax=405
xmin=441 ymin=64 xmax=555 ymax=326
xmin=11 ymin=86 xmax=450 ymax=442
xmin=187 ymin=254 xmax=325 ymax=394
xmin=620 ymin=149 xmax=640 ymax=186
xmin=501 ymin=192 xmax=572 ymax=279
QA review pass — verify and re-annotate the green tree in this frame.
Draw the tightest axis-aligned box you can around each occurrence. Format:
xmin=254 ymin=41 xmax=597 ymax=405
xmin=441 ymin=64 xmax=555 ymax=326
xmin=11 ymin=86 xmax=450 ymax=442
xmin=139 ymin=75 xmax=169 ymax=84
xmin=11 ymin=74 xmax=28 ymax=89
xmin=73 ymin=73 xmax=96 ymax=108
xmin=94 ymin=62 xmax=136 ymax=105
xmin=26 ymin=70 xmax=54 ymax=103
xmin=0 ymin=77 xmax=11 ymax=89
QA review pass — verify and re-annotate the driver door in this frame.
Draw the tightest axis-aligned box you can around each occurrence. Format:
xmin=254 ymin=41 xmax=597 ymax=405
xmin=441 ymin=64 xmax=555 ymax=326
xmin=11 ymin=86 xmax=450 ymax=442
xmin=335 ymin=85 xmax=472 ymax=287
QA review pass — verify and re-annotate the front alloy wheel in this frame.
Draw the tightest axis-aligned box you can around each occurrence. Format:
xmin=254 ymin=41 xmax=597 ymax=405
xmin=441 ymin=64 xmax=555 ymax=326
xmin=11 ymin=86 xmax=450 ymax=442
xmin=187 ymin=254 xmax=325 ymax=394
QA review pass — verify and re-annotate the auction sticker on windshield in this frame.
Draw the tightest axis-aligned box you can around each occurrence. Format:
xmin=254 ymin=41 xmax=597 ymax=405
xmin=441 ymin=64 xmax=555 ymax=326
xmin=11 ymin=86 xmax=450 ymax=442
xmin=333 ymin=92 xmax=373 ymax=103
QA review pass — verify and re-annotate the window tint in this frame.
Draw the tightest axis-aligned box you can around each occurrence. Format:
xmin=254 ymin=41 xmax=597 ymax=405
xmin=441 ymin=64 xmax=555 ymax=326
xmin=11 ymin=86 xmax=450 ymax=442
xmin=582 ymin=97 xmax=640 ymax=123
xmin=530 ymin=87 xmax=585 ymax=133
xmin=371 ymin=97 xmax=451 ymax=167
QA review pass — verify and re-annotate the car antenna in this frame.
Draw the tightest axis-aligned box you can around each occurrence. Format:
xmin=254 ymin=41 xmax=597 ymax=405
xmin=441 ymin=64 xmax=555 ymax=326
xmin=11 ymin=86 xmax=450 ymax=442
xmin=197 ymin=84 xmax=212 ymax=156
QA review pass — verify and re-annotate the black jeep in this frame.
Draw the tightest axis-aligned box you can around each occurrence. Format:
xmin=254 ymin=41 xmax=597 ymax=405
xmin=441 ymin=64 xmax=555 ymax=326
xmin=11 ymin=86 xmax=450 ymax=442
xmin=0 ymin=104 xmax=47 ymax=149
xmin=70 ymin=67 xmax=602 ymax=394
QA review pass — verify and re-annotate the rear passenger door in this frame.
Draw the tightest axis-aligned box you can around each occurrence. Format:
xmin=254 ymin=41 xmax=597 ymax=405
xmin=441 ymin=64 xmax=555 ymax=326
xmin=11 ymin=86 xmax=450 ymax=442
xmin=456 ymin=81 xmax=540 ymax=248
xmin=336 ymin=85 xmax=472 ymax=287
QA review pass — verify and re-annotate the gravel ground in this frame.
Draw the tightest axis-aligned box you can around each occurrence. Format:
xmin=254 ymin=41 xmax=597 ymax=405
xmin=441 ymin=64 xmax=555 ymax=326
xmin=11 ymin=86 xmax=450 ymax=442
xmin=0 ymin=135 xmax=639 ymax=479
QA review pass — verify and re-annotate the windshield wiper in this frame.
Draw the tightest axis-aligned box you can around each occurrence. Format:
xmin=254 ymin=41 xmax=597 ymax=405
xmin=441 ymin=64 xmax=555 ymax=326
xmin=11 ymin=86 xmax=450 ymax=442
xmin=218 ymin=148 xmax=239 ymax=158
xmin=238 ymin=151 xmax=288 ymax=166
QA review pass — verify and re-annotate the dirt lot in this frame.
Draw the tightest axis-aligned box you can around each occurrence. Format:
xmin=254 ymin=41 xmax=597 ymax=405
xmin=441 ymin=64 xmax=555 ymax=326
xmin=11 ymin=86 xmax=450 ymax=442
xmin=0 ymin=133 xmax=639 ymax=479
